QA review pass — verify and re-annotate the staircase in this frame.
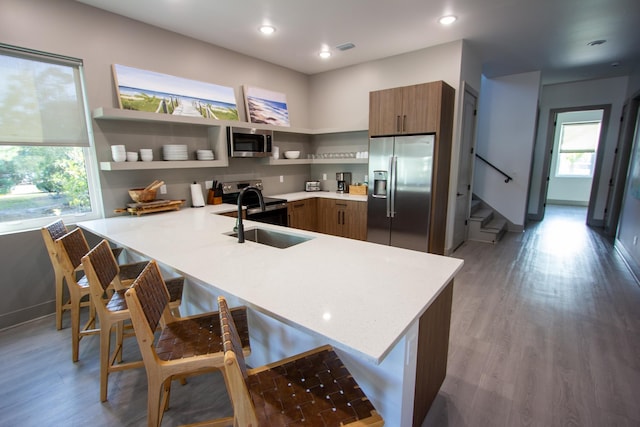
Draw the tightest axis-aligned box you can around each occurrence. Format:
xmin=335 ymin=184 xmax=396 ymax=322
xmin=468 ymin=199 xmax=507 ymax=244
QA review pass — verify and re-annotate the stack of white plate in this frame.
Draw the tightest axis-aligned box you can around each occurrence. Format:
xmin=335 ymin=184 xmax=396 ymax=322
xmin=196 ymin=149 xmax=214 ymax=160
xmin=162 ymin=144 xmax=188 ymax=161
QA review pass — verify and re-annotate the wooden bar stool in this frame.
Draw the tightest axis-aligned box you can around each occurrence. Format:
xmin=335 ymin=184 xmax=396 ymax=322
xmin=124 ymin=261 xmax=250 ymax=427
xmin=41 ymin=219 xmax=123 ymax=330
xmin=217 ymin=296 xmax=384 ymax=427
xmin=55 ymin=228 xmax=145 ymax=362
xmin=82 ymin=239 xmax=186 ymax=402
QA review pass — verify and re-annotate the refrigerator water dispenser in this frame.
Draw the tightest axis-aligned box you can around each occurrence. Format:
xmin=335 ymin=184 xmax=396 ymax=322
xmin=373 ymin=171 xmax=387 ymax=197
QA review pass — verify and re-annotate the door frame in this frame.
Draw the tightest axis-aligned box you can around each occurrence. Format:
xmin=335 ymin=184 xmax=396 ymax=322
xmin=604 ymin=91 xmax=640 ymax=236
xmin=532 ymin=104 xmax=611 ymax=226
xmin=451 ymin=82 xmax=479 ymax=251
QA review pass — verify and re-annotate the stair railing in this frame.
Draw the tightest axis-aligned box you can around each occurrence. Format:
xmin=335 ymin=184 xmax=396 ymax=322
xmin=475 ymin=154 xmax=513 ymax=183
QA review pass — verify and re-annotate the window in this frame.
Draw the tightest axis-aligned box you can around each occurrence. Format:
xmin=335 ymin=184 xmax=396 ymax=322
xmin=0 ymin=44 xmax=102 ymax=234
xmin=555 ymin=121 xmax=601 ymax=177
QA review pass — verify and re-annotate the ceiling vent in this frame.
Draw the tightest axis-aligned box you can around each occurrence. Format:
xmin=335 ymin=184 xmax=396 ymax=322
xmin=336 ymin=42 xmax=356 ymax=51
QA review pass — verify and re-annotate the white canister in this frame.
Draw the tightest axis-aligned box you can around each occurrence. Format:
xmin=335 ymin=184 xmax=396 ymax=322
xmin=272 ymin=146 xmax=279 ymax=159
xmin=126 ymin=151 xmax=138 ymax=162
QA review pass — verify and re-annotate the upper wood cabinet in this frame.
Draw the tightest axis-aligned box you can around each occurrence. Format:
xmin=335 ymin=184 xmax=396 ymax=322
xmin=368 ymin=80 xmax=455 ymax=254
xmin=369 ymin=81 xmax=447 ymax=137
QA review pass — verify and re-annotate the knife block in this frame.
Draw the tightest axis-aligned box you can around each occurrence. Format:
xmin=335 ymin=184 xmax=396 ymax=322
xmin=207 ymin=189 xmax=222 ymax=205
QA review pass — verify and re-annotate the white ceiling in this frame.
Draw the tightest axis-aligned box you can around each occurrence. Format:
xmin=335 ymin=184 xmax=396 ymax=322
xmin=76 ymin=0 xmax=640 ymax=84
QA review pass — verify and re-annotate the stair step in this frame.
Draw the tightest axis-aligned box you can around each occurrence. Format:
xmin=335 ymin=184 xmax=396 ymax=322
xmin=470 ymin=208 xmax=493 ymax=221
xmin=483 ymin=218 xmax=507 ymax=232
xmin=470 ymin=199 xmax=482 ymax=214
xmin=468 ymin=215 xmax=507 ymax=244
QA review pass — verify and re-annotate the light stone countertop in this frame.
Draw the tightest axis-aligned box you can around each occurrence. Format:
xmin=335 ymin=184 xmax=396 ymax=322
xmin=272 ymin=191 xmax=367 ymax=203
xmin=81 ymin=205 xmax=462 ymax=364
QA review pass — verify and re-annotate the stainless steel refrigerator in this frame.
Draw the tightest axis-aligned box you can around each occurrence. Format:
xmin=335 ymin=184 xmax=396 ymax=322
xmin=367 ymin=134 xmax=434 ymax=252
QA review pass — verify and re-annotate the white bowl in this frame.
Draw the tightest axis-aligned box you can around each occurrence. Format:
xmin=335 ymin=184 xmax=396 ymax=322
xmin=284 ymin=150 xmax=300 ymax=159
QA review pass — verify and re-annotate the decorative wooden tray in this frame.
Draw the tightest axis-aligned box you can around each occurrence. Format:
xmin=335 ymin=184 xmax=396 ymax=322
xmin=115 ymin=199 xmax=185 ymax=216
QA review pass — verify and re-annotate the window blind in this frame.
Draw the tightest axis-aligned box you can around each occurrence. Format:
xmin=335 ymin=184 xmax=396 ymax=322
xmin=0 ymin=44 xmax=89 ymax=146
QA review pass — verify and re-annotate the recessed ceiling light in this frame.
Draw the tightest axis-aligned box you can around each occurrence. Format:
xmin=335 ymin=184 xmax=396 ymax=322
xmin=438 ymin=15 xmax=457 ymax=25
xmin=259 ymin=25 xmax=276 ymax=35
xmin=319 ymin=50 xmax=331 ymax=59
xmin=587 ymin=39 xmax=606 ymax=46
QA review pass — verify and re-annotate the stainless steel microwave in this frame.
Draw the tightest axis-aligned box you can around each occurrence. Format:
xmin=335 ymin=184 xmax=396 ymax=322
xmin=227 ymin=126 xmax=273 ymax=158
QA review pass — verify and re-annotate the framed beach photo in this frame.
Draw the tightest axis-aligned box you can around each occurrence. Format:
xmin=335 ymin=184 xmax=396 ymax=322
xmin=243 ymin=85 xmax=290 ymax=127
xmin=112 ymin=64 xmax=239 ymax=120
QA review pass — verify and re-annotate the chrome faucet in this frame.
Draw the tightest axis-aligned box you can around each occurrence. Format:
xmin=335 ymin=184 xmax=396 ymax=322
xmin=236 ymin=186 xmax=265 ymax=243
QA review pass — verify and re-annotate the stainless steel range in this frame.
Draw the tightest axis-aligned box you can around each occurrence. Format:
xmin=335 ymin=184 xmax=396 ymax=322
xmin=221 ymin=180 xmax=288 ymax=226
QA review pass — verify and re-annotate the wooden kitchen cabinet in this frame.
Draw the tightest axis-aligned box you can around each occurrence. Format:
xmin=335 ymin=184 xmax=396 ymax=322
xmin=369 ymin=80 xmax=454 ymax=254
xmin=317 ymin=198 xmax=367 ymax=241
xmin=287 ymin=198 xmax=317 ymax=231
xmin=369 ymin=81 xmax=444 ymax=137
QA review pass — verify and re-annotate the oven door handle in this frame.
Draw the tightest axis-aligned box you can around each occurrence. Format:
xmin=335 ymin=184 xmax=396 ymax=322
xmin=246 ymin=202 xmax=287 ymax=215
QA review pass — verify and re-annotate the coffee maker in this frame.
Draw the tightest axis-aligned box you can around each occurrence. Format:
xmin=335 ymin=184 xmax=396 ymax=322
xmin=336 ymin=172 xmax=352 ymax=193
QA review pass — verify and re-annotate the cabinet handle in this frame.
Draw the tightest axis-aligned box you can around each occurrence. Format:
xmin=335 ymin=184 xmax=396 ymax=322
xmin=336 ymin=203 xmax=347 ymax=207
xmin=403 ymin=115 xmax=407 ymax=132
xmin=342 ymin=211 xmax=345 ymax=225
xmin=337 ymin=211 xmax=340 ymax=224
xmin=294 ymin=203 xmax=304 ymax=208
xmin=396 ymin=115 xmax=401 ymax=132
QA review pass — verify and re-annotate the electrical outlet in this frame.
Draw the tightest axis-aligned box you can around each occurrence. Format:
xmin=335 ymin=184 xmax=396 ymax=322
xmin=205 ymin=180 xmax=213 ymax=189
xmin=160 ymin=184 xmax=167 ymax=194
xmin=279 ymin=175 xmax=284 ymax=183
xmin=323 ymin=173 xmax=327 ymax=181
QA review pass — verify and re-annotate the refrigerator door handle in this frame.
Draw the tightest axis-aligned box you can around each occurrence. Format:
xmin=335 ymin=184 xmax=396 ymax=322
xmin=390 ymin=156 xmax=397 ymax=218
xmin=386 ymin=157 xmax=393 ymax=217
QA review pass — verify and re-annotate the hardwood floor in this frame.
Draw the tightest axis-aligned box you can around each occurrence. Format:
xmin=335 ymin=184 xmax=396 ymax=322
xmin=1 ymin=205 xmax=638 ymax=426
xmin=424 ymin=205 xmax=640 ymax=427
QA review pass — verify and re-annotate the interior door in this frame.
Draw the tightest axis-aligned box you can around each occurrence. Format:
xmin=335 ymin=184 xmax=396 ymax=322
xmin=452 ymin=87 xmax=478 ymax=250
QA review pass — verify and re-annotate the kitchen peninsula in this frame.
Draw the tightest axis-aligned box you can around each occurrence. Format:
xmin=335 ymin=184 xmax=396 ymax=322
xmin=79 ymin=206 xmax=463 ymax=426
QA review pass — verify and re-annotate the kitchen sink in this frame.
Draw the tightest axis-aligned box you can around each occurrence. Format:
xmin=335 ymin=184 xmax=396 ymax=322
xmin=225 ymin=227 xmax=313 ymax=249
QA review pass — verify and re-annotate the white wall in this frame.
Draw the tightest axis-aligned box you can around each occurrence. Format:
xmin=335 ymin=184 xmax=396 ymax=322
xmin=475 ymin=71 xmax=542 ymax=226
xmin=616 ymin=71 xmax=640 ymax=279
xmin=528 ymin=76 xmax=629 ymax=220
xmin=547 ymin=110 xmax=604 ymax=205
xmin=308 ymin=40 xmax=464 ymax=130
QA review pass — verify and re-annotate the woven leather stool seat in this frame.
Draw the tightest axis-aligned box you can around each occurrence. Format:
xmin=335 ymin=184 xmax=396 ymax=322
xmin=218 ymin=296 xmax=384 ymax=427
xmin=165 ymin=277 xmax=184 ymax=303
xmin=248 ymin=347 xmax=379 ymax=426
xmin=156 ymin=307 xmax=248 ymax=361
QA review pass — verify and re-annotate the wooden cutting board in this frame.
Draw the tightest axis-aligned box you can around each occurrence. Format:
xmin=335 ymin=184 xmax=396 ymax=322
xmin=114 ymin=199 xmax=185 ymax=216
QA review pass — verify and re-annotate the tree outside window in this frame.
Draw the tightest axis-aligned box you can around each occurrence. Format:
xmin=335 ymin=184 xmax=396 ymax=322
xmin=556 ymin=121 xmax=601 ymax=177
